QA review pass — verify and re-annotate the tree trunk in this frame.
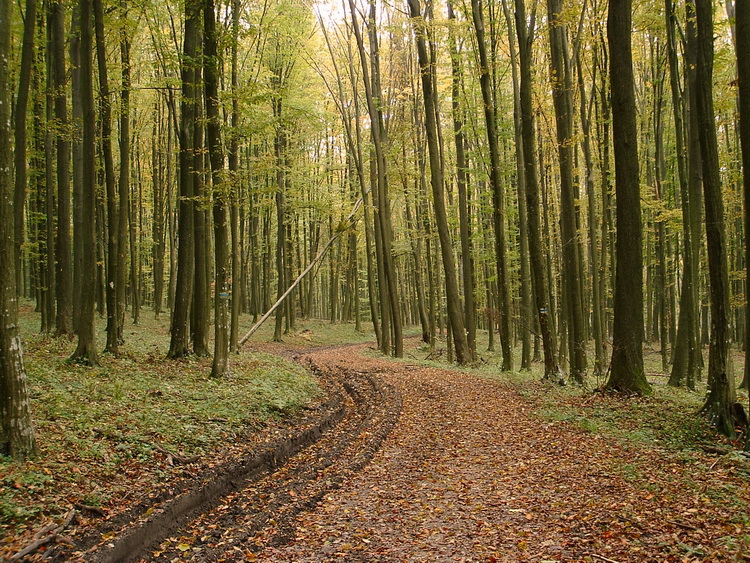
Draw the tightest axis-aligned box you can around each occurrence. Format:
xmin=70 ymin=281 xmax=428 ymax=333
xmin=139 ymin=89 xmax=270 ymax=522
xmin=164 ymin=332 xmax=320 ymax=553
xmin=736 ymin=0 xmax=750 ymax=393
xmin=168 ymin=0 xmax=198 ymax=359
xmin=13 ymin=0 xmax=37 ymax=299
xmin=408 ymin=0 xmax=471 ymax=365
xmin=192 ymin=61 xmax=210 ymax=357
xmin=605 ymin=0 xmax=650 ymax=395
xmin=94 ymin=0 xmax=120 ymax=353
xmin=49 ymin=0 xmax=73 ymax=337
xmin=515 ymin=0 xmax=560 ymax=379
xmin=119 ymin=0 xmax=133 ymax=334
xmin=667 ymin=0 xmax=701 ymax=389
xmin=229 ymin=0 xmax=241 ymax=353
xmin=547 ymin=0 xmax=586 ymax=382
xmin=1 ymin=0 xmax=37 ymax=458
xmin=204 ymin=0 xmax=230 ymax=377
xmin=695 ymin=0 xmax=740 ymax=437
xmin=70 ymin=0 xmax=100 ymax=366
xmin=473 ymin=0 xmax=512 ymax=370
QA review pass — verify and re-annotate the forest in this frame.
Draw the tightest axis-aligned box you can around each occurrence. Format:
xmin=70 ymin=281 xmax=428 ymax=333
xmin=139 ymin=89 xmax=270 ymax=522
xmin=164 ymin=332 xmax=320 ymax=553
xmin=1 ymin=0 xmax=750 ymax=558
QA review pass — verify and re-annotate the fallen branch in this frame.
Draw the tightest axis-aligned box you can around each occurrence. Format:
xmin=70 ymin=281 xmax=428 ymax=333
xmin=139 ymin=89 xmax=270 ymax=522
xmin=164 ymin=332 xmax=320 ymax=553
xmin=667 ymin=519 xmax=699 ymax=531
xmin=153 ymin=443 xmax=200 ymax=465
xmin=11 ymin=508 xmax=76 ymax=561
xmin=75 ymin=502 xmax=107 ymax=517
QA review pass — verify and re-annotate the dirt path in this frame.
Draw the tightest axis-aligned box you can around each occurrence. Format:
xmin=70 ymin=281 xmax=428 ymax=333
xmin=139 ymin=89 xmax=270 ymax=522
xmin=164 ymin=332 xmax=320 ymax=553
xmin=78 ymin=344 xmax=748 ymax=562
xmin=255 ymin=347 xmax=746 ymax=562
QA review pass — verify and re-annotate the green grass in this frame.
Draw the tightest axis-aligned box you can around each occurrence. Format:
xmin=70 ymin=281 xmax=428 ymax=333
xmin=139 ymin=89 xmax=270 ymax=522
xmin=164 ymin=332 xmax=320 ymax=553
xmin=1 ymin=305 xmax=352 ymax=538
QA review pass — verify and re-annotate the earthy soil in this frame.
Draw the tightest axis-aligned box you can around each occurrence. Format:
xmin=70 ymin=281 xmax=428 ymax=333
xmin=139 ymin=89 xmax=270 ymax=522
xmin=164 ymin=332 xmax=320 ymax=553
xmin=19 ymin=342 xmax=750 ymax=562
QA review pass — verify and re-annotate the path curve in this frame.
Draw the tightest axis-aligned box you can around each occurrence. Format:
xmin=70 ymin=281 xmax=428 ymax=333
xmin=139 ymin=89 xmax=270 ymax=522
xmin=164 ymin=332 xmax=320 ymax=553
xmin=83 ymin=344 xmax=746 ymax=562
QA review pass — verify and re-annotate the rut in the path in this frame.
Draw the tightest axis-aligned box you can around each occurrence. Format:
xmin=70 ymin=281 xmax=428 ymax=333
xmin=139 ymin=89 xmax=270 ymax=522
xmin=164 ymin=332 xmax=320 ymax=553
xmin=150 ymin=360 xmax=401 ymax=561
xmin=73 ymin=348 xmax=400 ymax=563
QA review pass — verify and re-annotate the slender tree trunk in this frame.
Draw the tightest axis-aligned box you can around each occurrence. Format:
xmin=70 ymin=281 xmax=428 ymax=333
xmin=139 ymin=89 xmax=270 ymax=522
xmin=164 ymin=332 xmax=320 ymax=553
xmin=192 ymin=62 xmax=210 ymax=357
xmin=408 ymin=0 xmax=471 ymax=365
xmin=119 ymin=0 xmax=132 ymax=335
xmin=229 ymin=0 xmax=241 ymax=353
xmin=70 ymin=6 xmax=84 ymax=332
xmin=93 ymin=0 xmax=120 ymax=353
xmin=695 ymin=0 xmax=740 ymax=436
xmin=204 ymin=0 xmax=230 ymax=377
xmin=516 ymin=0 xmax=559 ymax=379
xmin=70 ymin=0 xmax=100 ymax=365
xmin=168 ymin=0 xmax=198 ymax=359
xmin=736 ymin=0 xmax=750 ymax=393
xmin=501 ymin=0 xmax=532 ymax=370
xmin=13 ymin=0 xmax=37 ymax=299
xmin=49 ymin=0 xmax=73 ymax=337
xmin=473 ymin=0 xmax=512 ymax=370
xmin=152 ymin=100 xmax=165 ymax=317
xmin=666 ymin=0 xmax=700 ymax=389
xmin=548 ymin=0 xmax=586 ymax=382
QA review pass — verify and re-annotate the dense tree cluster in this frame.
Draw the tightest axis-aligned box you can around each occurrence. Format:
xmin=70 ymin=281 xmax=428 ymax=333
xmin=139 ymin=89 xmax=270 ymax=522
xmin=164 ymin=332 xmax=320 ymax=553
xmin=2 ymin=0 xmax=750 ymax=458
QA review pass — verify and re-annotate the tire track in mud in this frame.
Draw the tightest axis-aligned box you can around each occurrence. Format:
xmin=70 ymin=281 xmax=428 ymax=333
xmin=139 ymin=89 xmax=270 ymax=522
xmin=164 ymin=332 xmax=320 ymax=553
xmin=82 ymin=347 xmax=401 ymax=562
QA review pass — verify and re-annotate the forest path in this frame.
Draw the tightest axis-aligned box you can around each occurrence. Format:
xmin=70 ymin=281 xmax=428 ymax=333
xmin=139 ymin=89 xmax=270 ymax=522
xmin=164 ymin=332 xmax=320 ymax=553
xmin=144 ymin=344 xmax=742 ymax=562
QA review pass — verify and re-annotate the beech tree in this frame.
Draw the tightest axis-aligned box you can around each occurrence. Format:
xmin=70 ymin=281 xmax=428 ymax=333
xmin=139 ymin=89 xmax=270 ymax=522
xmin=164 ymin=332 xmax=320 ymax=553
xmin=1 ymin=0 xmax=36 ymax=459
xmin=605 ymin=0 xmax=651 ymax=395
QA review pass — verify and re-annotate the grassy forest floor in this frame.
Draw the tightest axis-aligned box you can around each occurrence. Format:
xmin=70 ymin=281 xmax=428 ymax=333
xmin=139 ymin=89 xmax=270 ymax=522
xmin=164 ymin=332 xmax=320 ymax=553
xmin=2 ymin=308 xmax=750 ymax=561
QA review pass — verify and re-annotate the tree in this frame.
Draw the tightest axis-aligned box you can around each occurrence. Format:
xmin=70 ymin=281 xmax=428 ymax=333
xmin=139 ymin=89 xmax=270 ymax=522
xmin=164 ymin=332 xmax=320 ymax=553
xmin=204 ymin=0 xmax=230 ymax=377
xmin=737 ymin=0 xmax=750 ymax=399
xmin=70 ymin=0 xmax=100 ymax=366
xmin=695 ymin=0 xmax=740 ymax=436
xmin=472 ymin=0 xmax=512 ymax=371
xmin=168 ymin=0 xmax=199 ymax=359
xmin=407 ymin=0 xmax=471 ymax=365
xmin=1 ymin=0 xmax=36 ymax=459
xmin=515 ymin=0 xmax=560 ymax=379
xmin=604 ymin=0 xmax=651 ymax=395
xmin=547 ymin=0 xmax=586 ymax=383
xmin=13 ymin=0 xmax=37 ymax=300
xmin=50 ymin=0 xmax=73 ymax=337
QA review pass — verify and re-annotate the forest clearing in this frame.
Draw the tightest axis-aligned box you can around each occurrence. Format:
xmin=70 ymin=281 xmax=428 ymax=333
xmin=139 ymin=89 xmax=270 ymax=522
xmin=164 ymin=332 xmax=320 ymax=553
xmin=3 ymin=0 xmax=750 ymax=558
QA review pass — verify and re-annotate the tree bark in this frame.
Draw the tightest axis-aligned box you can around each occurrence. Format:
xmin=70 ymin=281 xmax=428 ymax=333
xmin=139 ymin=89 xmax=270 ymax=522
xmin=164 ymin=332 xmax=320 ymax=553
xmin=1 ymin=0 xmax=37 ymax=459
xmin=204 ymin=0 xmax=230 ymax=377
xmin=736 ymin=0 xmax=750 ymax=393
xmin=408 ymin=0 xmax=471 ymax=365
xmin=547 ymin=0 xmax=586 ymax=382
xmin=93 ymin=0 xmax=120 ymax=354
xmin=168 ymin=0 xmax=198 ymax=359
xmin=70 ymin=0 xmax=99 ymax=366
xmin=49 ymin=0 xmax=73 ymax=337
xmin=515 ymin=0 xmax=560 ymax=379
xmin=473 ymin=0 xmax=513 ymax=370
xmin=695 ymin=0 xmax=739 ymax=436
xmin=605 ymin=0 xmax=650 ymax=395
xmin=13 ymin=0 xmax=37 ymax=298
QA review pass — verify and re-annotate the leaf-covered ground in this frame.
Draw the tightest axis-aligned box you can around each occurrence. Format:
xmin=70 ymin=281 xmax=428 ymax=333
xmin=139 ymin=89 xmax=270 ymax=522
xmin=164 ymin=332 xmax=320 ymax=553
xmin=254 ymin=345 xmax=750 ymax=562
